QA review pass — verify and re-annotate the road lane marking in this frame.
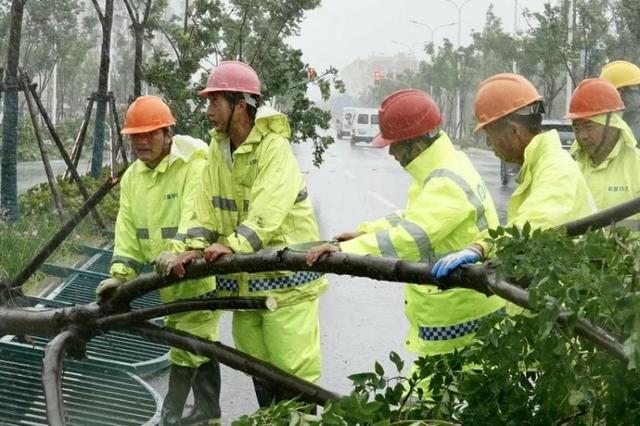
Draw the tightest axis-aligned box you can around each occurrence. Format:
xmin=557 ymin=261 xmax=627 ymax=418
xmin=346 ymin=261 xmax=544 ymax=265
xmin=369 ymin=191 xmax=397 ymax=209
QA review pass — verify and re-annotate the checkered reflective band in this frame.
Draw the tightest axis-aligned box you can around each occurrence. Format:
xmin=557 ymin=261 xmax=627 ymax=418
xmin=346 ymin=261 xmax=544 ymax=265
xmin=248 ymin=271 xmax=322 ymax=292
xmin=418 ymin=310 xmax=504 ymax=341
xmin=215 ymin=277 xmax=239 ymax=292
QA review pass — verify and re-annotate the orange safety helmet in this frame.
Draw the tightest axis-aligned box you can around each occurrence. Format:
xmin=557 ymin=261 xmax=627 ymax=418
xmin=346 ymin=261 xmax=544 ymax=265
xmin=565 ymin=78 xmax=625 ymax=120
xmin=121 ymin=95 xmax=176 ymax=135
xmin=474 ymin=73 xmax=542 ymax=132
xmin=372 ymin=89 xmax=442 ymax=147
xmin=198 ymin=60 xmax=262 ymax=97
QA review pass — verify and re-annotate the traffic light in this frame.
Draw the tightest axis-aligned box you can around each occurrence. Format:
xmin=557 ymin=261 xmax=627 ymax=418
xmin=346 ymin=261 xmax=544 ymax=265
xmin=373 ymin=71 xmax=383 ymax=86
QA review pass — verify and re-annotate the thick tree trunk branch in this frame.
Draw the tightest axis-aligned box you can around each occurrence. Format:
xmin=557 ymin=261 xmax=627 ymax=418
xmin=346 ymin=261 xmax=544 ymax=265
xmin=561 ymin=195 xmax=640 ymax=236
xmin=105 ymin=252 xmax=626 ymax=362
xmin=128 ymin=322 xmax=341 ymax=405
xmin=96 ymin=296 xmax=276 ymax=329
xmin=43 ymin=330 xmax=83 ymax=426
xmin=0 ymin=304 xmax=100 ymax=337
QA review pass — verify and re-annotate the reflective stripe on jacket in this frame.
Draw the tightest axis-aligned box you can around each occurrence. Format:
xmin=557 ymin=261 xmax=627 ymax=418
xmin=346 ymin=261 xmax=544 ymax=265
xmin=340 ymin=133 xmax=504 ymax=356
xmin=572 ymin=113 xmax=640 ymax=230
xmin=183 ymin=106 xmax=327 ymax=306
xmin=110 ymin=135 xmax=216 ymax=302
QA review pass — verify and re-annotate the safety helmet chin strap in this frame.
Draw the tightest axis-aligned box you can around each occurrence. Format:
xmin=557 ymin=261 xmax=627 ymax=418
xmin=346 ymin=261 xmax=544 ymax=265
xmin=224 ymin=92 xmax=257 ymax=135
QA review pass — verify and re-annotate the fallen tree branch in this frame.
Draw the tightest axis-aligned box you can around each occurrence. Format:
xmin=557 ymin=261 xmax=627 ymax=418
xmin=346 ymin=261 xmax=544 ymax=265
xmin=43 ymin=330 xmax=83 ymax=426
xmin=108 ymin=250 xmax=491 ymax=306
xmin=95 ymin=296 xmax=276 ymax=329
xmin=561 ymin=195 xmax=640 ymax=236
xmin=482 ymin=270 xmax=627 ymax=361
xmin=0 ymin=304 xmax=100 ymax=337
xmin=128 ymin=322 xmax=341 ymax=405
xmin=106 ymin=253 xmax=627 ymax=362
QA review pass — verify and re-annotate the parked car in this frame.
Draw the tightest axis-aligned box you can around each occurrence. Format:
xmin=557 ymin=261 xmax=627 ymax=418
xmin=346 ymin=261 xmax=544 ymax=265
xmin=542 ymin=119 xmax=575 ymax=150
xmin=500 ymin=119 xmax=576 ymax=186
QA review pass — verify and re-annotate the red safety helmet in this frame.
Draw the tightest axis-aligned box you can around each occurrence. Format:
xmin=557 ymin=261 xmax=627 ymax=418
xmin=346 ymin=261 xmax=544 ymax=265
xmin=372 ymin=89 xmax=442 ymax=147
xmin=198 ymin=60 xmax=262 ymax=97
xmin=565 ymin=78 xmax=625 ymax=120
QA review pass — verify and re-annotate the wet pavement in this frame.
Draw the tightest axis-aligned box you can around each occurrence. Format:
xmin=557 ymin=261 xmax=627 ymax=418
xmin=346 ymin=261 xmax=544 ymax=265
xmin=2 ymin=159 xmax=91 ymax=193
xmin=144 ymin=135 xmax=516 ymax=424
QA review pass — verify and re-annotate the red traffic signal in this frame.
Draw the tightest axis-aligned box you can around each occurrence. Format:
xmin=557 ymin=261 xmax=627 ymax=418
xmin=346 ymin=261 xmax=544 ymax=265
xmin=373 ymin=71 xmax=383 ymax=85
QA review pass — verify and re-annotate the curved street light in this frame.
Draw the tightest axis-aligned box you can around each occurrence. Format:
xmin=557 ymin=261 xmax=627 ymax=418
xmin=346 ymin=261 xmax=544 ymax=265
xmin=441 ymin=0 xmax=475 ymax=138
xmin=408 ymin=20 xmax=457 ymax=47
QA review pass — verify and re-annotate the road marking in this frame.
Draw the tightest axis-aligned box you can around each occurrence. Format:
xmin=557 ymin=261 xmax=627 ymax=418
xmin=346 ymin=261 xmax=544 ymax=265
xmin=345 ymin=170 xmax=356 ymax=180
xmin=369 ymin=191 xmax=397 ymax=209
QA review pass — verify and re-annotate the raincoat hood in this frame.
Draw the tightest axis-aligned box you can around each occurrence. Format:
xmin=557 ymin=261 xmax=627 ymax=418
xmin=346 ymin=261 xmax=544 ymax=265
xmin=571 ymin=112 xmax=637 ymax=168
xmin=210 ymin=105 xmax=291 ymax=144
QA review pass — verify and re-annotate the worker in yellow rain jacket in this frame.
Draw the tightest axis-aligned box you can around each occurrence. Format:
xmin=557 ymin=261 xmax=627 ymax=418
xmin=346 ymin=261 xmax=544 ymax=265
xmin=168 ymin=61 xmax=327 ymax=408
xmin=567 ymin=78 xmax=640 ymax=229
xmin=306 ymin=89 xmax=504 ymax=358
xmin=600 ymin=60 xmax=640 ymax=141
xmin=95 ymin=96 xmax=222 ymax=425
xmin=432 ymin=73 xmax=595 ymax=285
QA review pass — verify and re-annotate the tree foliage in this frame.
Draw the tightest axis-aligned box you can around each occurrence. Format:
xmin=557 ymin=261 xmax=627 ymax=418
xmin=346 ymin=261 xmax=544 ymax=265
xmin=144 ymin=0 xmax=344 ymax=165
xmin=235 ymin=225 xmax=640 ymax=425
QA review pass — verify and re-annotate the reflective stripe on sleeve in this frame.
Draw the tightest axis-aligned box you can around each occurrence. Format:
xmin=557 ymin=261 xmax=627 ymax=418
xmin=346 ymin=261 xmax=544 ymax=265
xmin=236 ymin=224 xmax=263 ymax=251
xmin=186 ymin=227 xmax=218 ymax=243
xmin=424 ymin=169 xmax=488 ymax=230
xmin=399 ymin=220 xmax=433 ymax=262
xmin=385 ymin=212 xmax=402 ymax=226
xmin=161 ymin=227 xmax=178 ymax=239
xmin=375 ymin=230 xmax=398 ymax=258
xmin=136 ymin=228 xmax=150 ymax=239
xmin=212 ymin=196 xmax=238 ymax=211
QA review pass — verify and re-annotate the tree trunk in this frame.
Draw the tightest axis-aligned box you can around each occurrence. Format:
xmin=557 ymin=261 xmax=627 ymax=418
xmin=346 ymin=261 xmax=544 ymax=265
xmin=133 ymin=27 xmax=143 ymax=98
xmin=91 ymin=0 xmax=114 ymax=179
xmin=1 ymin=0 xmax=26 ymax=221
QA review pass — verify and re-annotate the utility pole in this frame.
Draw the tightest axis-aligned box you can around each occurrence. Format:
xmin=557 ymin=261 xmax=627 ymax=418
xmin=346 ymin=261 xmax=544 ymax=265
xmin=565 ymin=0 xmax=574 ymax=113
xmin=443 ymin=0 xmax=474 ymax=138
xmin=513 ymin=0 xmax=518 ymax=73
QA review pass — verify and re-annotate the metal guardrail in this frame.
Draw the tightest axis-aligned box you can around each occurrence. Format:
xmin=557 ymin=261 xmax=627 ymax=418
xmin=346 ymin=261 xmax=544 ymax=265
xmin=0 ymin=344 xmax=161 ymax=425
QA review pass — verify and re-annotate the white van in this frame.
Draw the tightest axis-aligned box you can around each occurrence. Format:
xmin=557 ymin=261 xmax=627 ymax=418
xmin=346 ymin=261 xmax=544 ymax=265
xmin=350 ymin=107 xmax=379 ymax=147
xmin=337 ymin=107 xmax=356 ymax=138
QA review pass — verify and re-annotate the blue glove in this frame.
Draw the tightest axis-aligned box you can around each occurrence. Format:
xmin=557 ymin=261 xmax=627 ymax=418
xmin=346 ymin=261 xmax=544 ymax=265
xmin=431 ymin=247 xmax=481 ymax=279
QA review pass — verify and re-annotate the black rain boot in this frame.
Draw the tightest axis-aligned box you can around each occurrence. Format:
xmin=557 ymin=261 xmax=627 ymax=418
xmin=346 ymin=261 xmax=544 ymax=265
xmin=252 ymin=377 xmax=277 ymax=408
xmin=160 ymin=365 xmax=197 ymax=426
xmin=181 ymin=360 xmax=222 ymax=425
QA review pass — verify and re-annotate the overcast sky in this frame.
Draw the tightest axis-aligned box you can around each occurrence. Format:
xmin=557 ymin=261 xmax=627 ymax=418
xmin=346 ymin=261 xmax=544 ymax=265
xmin=289 ymin=0 xmax=552 ymax=72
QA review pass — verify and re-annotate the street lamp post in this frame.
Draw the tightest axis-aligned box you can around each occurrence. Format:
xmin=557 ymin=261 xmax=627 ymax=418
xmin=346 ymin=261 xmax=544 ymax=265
xmin=442 ymin=0 xmax=474 ymax=138
xmin=408 ymin=20 xmax=457 ymax=50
